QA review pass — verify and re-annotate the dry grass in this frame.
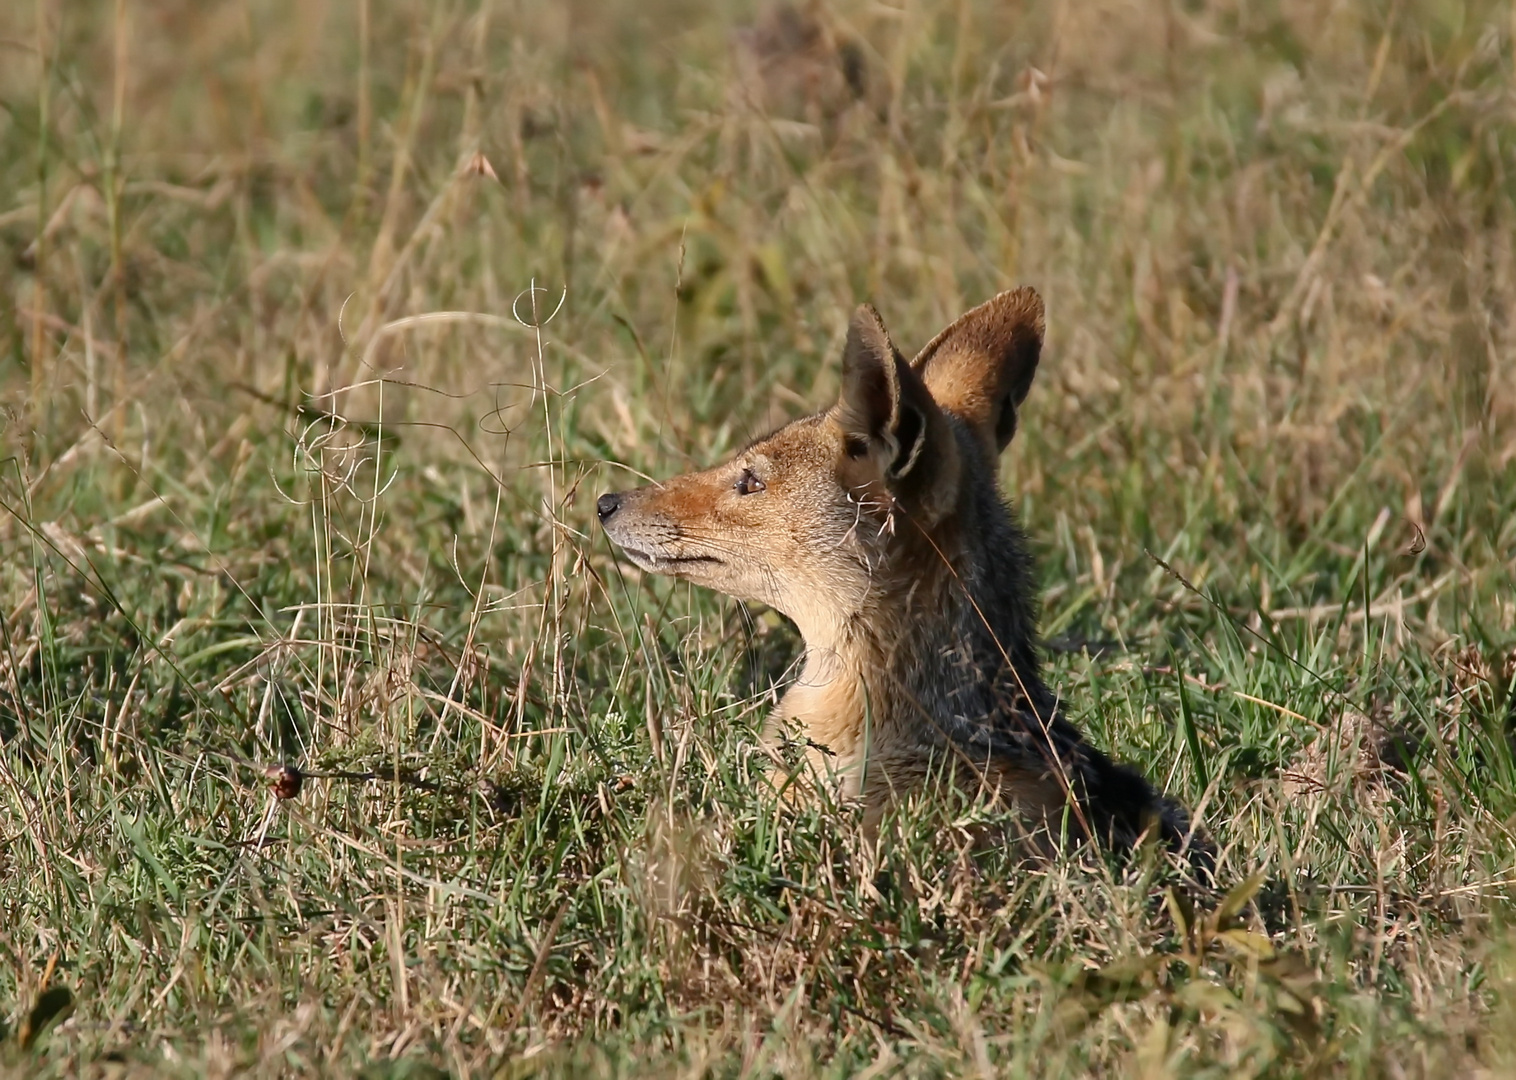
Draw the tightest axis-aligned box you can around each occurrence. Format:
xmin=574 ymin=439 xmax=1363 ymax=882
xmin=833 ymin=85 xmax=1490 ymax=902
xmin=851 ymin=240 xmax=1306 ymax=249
xmin=1 ymin=0 xmax=1515 ymax=1075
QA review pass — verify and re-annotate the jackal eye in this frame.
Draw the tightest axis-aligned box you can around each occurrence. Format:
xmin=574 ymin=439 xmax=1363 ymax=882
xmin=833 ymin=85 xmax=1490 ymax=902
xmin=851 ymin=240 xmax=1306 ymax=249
xmin=733 ymin=468 xmax=766 ymax=496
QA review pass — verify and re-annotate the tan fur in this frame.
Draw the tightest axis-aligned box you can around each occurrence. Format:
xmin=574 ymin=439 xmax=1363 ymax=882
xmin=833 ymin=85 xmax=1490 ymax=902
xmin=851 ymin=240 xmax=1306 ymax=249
xmin=913 ymin=288 xmax=1045 ymax=457
xmin=598 ymin=289 xmax=1204 ymax=862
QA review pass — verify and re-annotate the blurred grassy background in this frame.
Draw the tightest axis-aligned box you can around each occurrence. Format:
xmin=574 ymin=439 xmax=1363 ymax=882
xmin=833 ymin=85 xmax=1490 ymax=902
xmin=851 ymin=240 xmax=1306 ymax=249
xmin=1 ymin=0 xmax=1515 ymax=1075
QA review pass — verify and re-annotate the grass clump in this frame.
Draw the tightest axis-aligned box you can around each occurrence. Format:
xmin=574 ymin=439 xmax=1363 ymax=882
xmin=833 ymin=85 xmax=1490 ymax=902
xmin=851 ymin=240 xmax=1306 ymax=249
xmin=2 ymin=0 xmax=1516 ymax=1075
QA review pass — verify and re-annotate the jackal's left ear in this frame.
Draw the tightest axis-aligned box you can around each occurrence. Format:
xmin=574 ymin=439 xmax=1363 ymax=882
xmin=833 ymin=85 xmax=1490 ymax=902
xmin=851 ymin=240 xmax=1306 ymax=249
xmin=912 ymin=287 xmax=1044 ymax=457
xmin=836 ymin=305 xmax=957 ymax=503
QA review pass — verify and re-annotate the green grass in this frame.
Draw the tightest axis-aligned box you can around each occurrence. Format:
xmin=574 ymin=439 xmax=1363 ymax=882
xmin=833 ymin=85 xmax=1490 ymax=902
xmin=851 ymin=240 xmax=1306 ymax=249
xmin=2 ymin=0 xmax=1516 ymax=1074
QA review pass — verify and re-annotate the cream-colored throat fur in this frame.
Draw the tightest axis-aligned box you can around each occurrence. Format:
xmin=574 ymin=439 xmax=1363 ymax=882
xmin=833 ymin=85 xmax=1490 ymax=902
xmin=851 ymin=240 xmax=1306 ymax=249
xmin=767 ymin=629 xmax=911 ymax=800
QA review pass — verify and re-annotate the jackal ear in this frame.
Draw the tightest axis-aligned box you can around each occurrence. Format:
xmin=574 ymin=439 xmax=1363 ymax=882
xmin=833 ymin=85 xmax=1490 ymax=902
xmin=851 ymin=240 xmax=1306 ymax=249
xmin=836 ymin=304 xmax=932 ymax=481
xmin=911 ymin=287 xmax=1044 ymax=457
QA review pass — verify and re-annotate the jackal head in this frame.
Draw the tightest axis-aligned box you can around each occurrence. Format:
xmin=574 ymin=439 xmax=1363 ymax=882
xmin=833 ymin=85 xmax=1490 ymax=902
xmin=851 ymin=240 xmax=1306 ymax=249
xmin=596 ymin=289 xmax=1044 ymax=645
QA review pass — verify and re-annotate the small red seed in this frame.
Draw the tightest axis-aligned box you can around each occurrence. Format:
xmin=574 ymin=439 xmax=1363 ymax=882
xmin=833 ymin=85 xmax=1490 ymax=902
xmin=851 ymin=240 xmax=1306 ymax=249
xmin=266 ymin=764 xmax=303 ymax=800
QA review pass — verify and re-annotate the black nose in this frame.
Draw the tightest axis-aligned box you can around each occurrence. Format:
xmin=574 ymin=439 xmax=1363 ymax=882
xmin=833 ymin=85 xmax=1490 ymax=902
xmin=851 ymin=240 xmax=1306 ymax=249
xmin=596 ymin=492 xmax=622 ymax=522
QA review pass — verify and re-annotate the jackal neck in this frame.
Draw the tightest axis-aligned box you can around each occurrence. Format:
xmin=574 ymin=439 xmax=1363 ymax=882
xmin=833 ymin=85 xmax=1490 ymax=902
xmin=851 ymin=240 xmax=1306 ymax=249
xmin=773 ymin=486 xmax=1054 ymax=788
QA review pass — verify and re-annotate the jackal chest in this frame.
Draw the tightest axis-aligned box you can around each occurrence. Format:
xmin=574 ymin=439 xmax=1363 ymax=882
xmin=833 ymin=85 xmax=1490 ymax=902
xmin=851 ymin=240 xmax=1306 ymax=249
xmin=766 ymin=657 xmax=922 ymax=799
